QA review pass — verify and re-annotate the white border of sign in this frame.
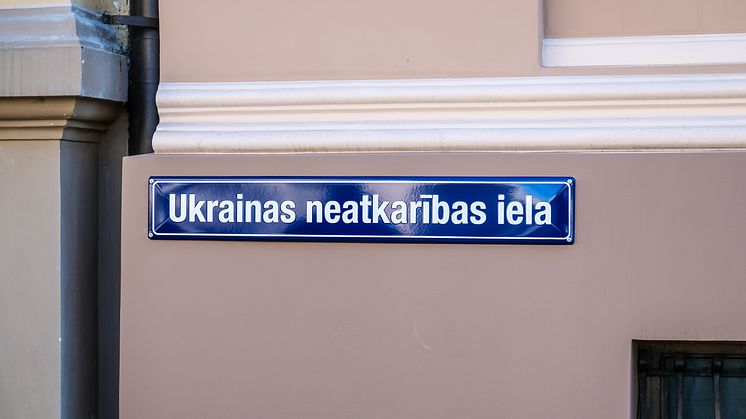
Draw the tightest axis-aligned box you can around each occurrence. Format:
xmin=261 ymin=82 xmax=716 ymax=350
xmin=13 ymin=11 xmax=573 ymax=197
xmin=149 ymin=178 xmax=574 ymax=243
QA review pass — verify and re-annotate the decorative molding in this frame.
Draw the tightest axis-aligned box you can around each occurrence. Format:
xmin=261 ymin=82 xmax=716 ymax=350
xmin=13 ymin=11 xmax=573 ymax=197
xmin=542 ymin=33 xmax=746 ymax=68
xmin=0 ymin=4 xmax=126 ymax=101
xmin=0 ymin=97 xmax=121 ymax=142
xmin=154 ymin=73 xmax=746 ymax=153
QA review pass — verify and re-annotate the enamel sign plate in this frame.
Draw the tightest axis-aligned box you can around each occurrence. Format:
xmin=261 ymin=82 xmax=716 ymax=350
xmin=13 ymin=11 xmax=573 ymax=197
xmin=149 ymin=177 xmax=574 ymax=244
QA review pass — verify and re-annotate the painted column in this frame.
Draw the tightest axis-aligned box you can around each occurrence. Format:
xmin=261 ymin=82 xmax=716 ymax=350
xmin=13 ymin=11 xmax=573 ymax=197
xmin=0 ymin=1 xmax=126 ymax=417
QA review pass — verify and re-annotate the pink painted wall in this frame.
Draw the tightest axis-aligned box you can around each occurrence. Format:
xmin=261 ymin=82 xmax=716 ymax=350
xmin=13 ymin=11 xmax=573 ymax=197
xmin=120 ymin=151 xmax=746 ymax=418
xmin=158 ymin=0 xmax=746 ymax=82
xmin=545 ymin=0 xmax=746 ymax=37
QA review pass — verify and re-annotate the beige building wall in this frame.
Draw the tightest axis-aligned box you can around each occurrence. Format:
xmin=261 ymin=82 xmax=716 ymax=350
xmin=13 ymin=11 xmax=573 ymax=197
xmin=545 ymin=0 xmax=746 ymax=37
xmin=0 ymin=141 xmax=62 ymax=419
xmin=160 ymin=0 xmax=746 ymax=82
xmin=122 ymin=0 xmax=746 ymax=418
xmin=120 ymin=151 xmax=746 ymax=419
xmin=160 ymin=0 xmax=541 ymax=82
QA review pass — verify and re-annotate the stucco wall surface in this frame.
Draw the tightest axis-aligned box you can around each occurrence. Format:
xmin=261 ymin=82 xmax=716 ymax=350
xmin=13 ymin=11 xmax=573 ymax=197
xmin=121 ymin=151 xmax=746 ymax=419
xmin=0 ymin=140 xmax=61 ymax=419
xmin=545 ymin=0 xmax=746 ymax=37
xmin=158 ymin=0 xmax=746 ymax=82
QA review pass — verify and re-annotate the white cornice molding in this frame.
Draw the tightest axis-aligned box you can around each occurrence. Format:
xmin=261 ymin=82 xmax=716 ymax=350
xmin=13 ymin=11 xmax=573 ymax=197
xmin=543 ymin=33 xmax=746 ymax=67
xmin=154 ymin=73 xmax=746 ymax=153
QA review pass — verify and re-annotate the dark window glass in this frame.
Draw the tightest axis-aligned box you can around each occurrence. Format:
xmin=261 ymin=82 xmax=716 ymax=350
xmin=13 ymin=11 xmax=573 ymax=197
xmin=637 ymin=341 xmax=746 ymax=419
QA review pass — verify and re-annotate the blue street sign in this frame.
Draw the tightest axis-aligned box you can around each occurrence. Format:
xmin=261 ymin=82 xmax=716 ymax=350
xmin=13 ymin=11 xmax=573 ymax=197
xmin=149 ymin=177 xmax=574 ymax=244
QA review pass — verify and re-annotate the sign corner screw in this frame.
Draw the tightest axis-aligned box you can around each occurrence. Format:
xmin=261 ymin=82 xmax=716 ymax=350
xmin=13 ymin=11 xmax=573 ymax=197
xmin=149 ymin=179 xmax=154 ymax=184
xmin=148 ymin=232 xmax=154 ymax=238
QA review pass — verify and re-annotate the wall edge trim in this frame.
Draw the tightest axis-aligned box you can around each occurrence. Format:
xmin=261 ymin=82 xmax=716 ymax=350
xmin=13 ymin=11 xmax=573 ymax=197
xmin=543 ymin=33 xmax=746 ymax=67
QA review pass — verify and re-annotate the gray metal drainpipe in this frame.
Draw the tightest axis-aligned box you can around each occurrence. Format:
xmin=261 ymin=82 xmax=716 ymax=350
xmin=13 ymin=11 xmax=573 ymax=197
xmin=126 ymin=0 xmax=160 ymax=155
xmin=100 ymin=2 xmax=159 ymax=417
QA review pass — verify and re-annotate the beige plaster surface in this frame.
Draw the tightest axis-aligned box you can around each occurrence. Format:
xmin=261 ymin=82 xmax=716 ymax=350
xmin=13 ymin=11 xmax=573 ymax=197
xmin=159 ymin=0 xmax=746 ymax=82
xmin=0 ymin=140 xmax=62 ymax=419
xmin=160 ymin=0 xmax=543 ymax=82
xmin=545 ymin=0 xmax=746 ymax=37
xmin=121 ymin=151 xmax=746 ymax=418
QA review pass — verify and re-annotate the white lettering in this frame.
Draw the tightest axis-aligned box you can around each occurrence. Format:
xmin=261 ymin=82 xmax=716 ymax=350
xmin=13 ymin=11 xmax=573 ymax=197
xmin=507 ymin=201 xmax=523 ymax=225
xmin=391 ymin=201 xmax=407 ymax=224
xmin=372 ymin=195 xmax=390 ymax=223
xmin=470 ymin=201 xmax=486 ymax=225
xmin=342 ymin=201 xmax=359 ymax=223
xmin=324 ymin=201 xmax=341 ymax=223
xmin=168 ymin=194 xmax=187 ymax=222
xmin=535 ymin=202 xmax=552 ymax=225
xmin=360 ymin=195 xmax=372 ymax=223
xmin=432 ymin=194 xmax=449 ymax=224
xmin=451 ymin=201 xmax=468 ymax=224
xmin=497 ymin=194 xmax=506 ymax=224
xmin=263 ymin=201 xmax=279 ymax=223
xmin=218 ymin=201 xmax=235 ymax=223
xmin=307 ymin=201 xmax=323 ymax=223
xmin=280 ymin=200 xmax=296 ymax=223
xmin=188 ymin=194 xmax=206 ymax=222
xmin=245 ymin=201 xmax=261 ymax=222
